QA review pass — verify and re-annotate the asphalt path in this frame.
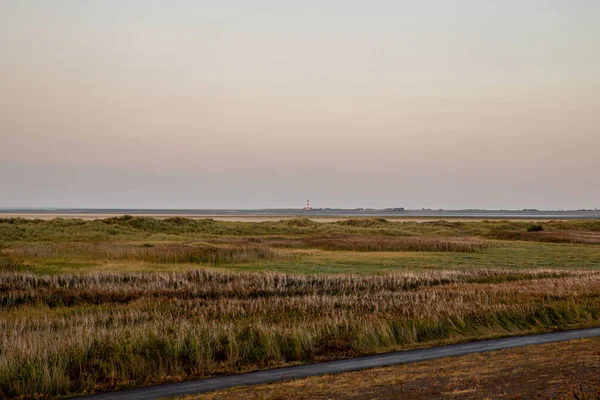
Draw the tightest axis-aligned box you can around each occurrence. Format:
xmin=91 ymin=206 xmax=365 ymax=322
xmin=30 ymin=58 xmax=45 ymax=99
xmin=74 ymin=327 xmax=600 ymax=400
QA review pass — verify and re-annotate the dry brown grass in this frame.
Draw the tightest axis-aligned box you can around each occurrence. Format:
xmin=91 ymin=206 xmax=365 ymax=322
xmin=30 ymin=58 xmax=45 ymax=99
xmin=489 ymin=230 xmax=600 ymax=245
xmin=190 ymin=337 xmax=600 ymax=400
xmin=206 ymin=236 xmax=496 ymax=253
xmin=5 ymin=242 xmax=293 ymax=265
xmin=2 ymin=217 xmax=600 ymax=398
xmin=300 ymin=236 xmax=495 ymax=252
xmin=2 ymin=268 xmax=600 ymax=398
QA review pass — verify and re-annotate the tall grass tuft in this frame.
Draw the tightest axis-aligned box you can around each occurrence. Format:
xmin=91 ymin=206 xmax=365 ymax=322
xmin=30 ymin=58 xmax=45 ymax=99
xmin=204 ymin=236 xmax=496 ymax=253
xmin=301 ymin=236 xmax=495 ymax=252
xmin=6 ymin=242 xmax=293 ymax=265
xmin=489 ymin=230 xmax=600 ymax=245
xmin=1 ymin=268 xmax=600 ymax=398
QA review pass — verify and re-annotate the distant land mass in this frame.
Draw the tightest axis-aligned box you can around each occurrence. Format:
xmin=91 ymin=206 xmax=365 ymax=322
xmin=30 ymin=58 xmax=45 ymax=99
xmin=1 ymin=208 xmax=599 ymax=220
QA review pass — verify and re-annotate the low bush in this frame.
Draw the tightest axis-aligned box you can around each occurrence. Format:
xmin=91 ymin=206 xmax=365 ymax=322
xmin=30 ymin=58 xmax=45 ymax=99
xmin=527 ymin=224 xmax=544 ymax=232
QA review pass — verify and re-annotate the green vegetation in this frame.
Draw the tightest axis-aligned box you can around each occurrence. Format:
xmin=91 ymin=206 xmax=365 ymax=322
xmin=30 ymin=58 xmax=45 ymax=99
xmin=1 ymin=217 xmax=600 ymax=398
xmin=2 ymin=269 xmax=600 ymax=398
xmin=527 ymin=223 xmax=545 ymax=232
xmin=1 ymin=216 xmax=600 ymax=245
xmin=2 ymin=217 xmax=600 ymax=274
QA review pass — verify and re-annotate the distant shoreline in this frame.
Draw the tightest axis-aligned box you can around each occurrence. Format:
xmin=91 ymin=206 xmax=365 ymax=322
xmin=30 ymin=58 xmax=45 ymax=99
xmin=1 ymin=209 xmax=599 ymax=221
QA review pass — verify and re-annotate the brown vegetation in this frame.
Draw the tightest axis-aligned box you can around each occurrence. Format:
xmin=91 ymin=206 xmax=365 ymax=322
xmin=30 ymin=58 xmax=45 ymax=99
xmin=1 ymin=217 xmax=600 ymax=398
xmin=300 ymin=236 xmax=495 ymax=252
xmin=489 ymin=230 xmax=600 ymax=244
xmin=1 ymin=268 xmax=600 ymax=398
xmin=206 ymin=235 xmax=496 ymax=253
xmin=5 ymin=242 xmax=292 ymax=265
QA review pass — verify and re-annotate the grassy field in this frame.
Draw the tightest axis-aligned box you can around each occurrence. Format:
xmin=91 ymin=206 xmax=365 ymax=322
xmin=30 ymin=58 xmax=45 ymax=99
xmin=189 ymin=337 xmax=600 ymax=399
xmin=1 ymin=217 xmax=600 ymax=398
xmin=2 ymin=217 xmax=600 ymax=274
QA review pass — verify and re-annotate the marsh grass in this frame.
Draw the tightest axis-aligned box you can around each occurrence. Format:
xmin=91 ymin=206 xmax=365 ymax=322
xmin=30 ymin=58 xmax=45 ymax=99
xmin=300 ymin=236 xmax=495 ymax=252
xmin=489 ymin=230 xmax=600 ymax=245
xmin=2 ymin=217 xmax=600 ymax=397
xmin=0 ymin=257 xmax=29 ymax=273
xmin=1 ymin=268 xmax=600 ymax=398
xmin=2 ymin=217 xmax=599 ymax=244
xmin=5 ymin=242 xmax=293 ymax=265
xmin=205 ymin=235 xmax=496 ymax=253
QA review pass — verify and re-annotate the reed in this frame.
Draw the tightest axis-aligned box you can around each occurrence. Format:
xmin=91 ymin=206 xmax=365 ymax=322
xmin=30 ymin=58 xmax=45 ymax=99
xmin=300 ymin=235 xmax=495 ymax=252
xmin=488 ymin=230 xmax=600 ymax=244
xmin=2 ymin=217 xmax=599 ymax=244
xmin=1 ymin=268 xmax=599 ymax=398
xmin=2 ymin=217 xmax=600 ymax=397
xmin=205 ymin=235 xmax=496 ymax=253
xmin=5 ymin=242 xmax=292 ymax=265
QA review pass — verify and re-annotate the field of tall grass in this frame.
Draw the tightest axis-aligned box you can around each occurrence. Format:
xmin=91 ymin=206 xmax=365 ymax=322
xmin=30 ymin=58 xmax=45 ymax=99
xmin=488 ymin=229 xmax=600 ymax=244
xmin=5 ymin=242 xmax=292 ymax=265
xmin=2 ymin=216 xmax=600 ymax=244
xmin=2 ymin=268 xmax=600 ymax=398
xmin=298 ymin=235 xmax=495 ymax=252
xmin=1 ymin=217 xmax=600 ymax=398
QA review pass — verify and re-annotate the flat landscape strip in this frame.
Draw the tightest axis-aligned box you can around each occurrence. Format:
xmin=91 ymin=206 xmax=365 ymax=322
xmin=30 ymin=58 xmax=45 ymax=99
xmin=74 ymin=326 xmax=600 ymax=400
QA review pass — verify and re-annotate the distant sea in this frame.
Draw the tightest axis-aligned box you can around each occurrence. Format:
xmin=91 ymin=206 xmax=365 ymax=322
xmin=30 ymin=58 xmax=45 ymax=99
xmin=1 ymin=208 xmax=599 ymax=220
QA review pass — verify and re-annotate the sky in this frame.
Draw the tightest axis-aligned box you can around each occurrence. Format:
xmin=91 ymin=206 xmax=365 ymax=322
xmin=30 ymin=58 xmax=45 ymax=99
xmin=1 ymin=1 xmax=599 ymax=210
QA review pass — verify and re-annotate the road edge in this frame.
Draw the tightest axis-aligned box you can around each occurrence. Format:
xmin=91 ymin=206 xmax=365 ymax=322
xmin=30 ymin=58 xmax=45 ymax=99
xmin=73 ymin=327 xmax=600 ymax=400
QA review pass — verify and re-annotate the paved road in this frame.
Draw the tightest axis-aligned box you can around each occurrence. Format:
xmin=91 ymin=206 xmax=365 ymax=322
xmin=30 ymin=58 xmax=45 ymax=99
xmin=74 ymin=327 xmax=600 ymax=400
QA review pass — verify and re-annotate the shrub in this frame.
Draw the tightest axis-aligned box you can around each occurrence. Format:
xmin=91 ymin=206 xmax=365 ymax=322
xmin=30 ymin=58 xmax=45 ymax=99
xmin=527 ymin=224 xmax=544 ymax=232
xmin=336 ymin=218 xmax=390 ymax=228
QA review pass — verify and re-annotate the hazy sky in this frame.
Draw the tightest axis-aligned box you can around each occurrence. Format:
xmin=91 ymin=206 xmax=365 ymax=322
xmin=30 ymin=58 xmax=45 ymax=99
xmin=1 ymin=1 xmax=599 ymax=209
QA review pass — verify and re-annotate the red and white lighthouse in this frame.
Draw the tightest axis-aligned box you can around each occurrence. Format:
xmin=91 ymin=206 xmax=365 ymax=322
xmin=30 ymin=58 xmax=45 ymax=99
xmin=303 ymin=200 xmax=312 ymax=211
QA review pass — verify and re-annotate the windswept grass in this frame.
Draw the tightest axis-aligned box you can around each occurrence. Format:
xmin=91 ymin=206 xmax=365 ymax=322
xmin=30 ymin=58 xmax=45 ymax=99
xmin=488 ymin=230 xmax=600 ymax=245
xmin=299 ymin=236 xmax=495 ymax=252
xmin=1 ymin=217 xmax=600 ymax=397
xmin=0 ymin=257 xmax=28 ymax=273
xmin=1 ymin=268 xmax=600 ymax=398
xmin=207 ymin=235 xmax=495 ymax=253
xmin=2 ymin=217 xmax=600 ymax=244
xmin=5 ymin=242 xmax=293 ymax=265
xmin=2 ymin=218 xmax=599 ymax=275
